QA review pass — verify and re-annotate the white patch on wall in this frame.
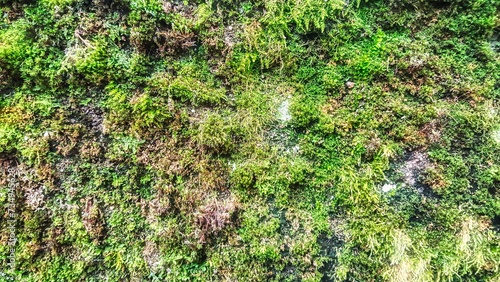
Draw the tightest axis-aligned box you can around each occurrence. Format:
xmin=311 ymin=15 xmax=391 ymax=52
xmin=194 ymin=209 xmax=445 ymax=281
xmin=381 ymin=183 xmax=396 ymax=193
xmin=492 ymin=128 xmax=500 ymax=144
xmin=285 ymin=144 xmax=300 ymax=154
xmin=25 ymin=185 xmax=46 ymax=211
xmin=487 ymin=107 xmax=496 ymax=119
xmin=277 ymin=97 xmax=291 ymax=122
xmin=228 ymin=161 xmax=237 ymax=171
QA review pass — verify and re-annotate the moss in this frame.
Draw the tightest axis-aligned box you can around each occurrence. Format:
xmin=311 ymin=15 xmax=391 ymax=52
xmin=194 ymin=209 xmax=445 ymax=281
xmin=0 ymin=0 xmax=499 ymax=280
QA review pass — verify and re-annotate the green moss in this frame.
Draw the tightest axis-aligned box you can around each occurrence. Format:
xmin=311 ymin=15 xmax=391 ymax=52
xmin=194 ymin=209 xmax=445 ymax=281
xmin=0 ymin=0 xmax=499 ymax=280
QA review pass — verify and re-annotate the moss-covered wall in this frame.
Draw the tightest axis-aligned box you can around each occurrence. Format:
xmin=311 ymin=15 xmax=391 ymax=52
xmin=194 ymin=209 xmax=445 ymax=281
xmin=0 ymin=0 xmax=499 ymax=281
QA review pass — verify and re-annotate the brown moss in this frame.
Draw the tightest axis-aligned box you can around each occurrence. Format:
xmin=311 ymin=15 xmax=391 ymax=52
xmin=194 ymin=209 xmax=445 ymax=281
xmin=154 ymin=29 xmax=197 ymax=56
xmin=194 ymin=195 xmax=239 ymax=244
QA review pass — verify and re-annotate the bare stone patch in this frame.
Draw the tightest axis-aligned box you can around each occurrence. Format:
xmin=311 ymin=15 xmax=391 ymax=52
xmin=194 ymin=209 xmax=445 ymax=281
xmin=25 ymin=185 xmax=46 ymax=211
xmin=80 ymin=104 xmax=104 ymax=133
xmin=400 ymin=151 xmax=432 ymax=189
xmin=381 ymin=149 xmax=437 ymax=197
